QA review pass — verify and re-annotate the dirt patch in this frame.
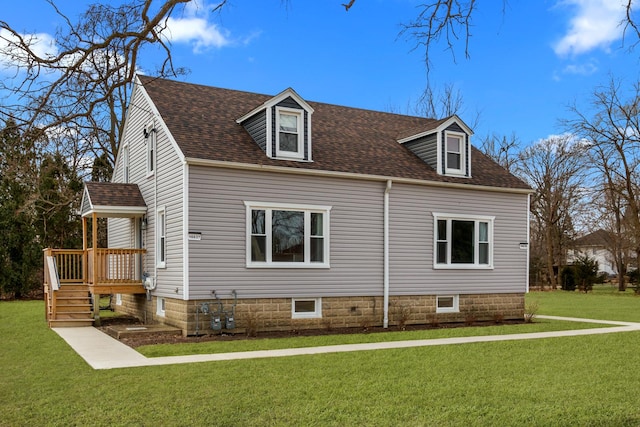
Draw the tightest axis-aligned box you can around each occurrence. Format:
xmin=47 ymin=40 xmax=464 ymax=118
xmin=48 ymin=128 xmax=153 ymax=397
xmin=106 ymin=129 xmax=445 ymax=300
xmin=98 ymin=316 xmax=525 ymax=349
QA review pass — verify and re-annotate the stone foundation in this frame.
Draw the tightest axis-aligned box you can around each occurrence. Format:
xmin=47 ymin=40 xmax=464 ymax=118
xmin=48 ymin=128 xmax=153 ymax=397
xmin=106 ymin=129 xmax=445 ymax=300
xmin=114 ymin=293 xmax=525 ymax=336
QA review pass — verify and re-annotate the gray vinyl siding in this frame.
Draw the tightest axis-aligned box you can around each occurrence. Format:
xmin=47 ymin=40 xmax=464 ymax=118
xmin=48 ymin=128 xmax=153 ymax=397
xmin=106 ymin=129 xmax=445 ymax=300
xmin=241 ymin=110 xmax=267 ymax=151
xmin=108 ymin=218 xmax=133 ymax=248
xmin=445 ymin=122 xmax=464 ymax=133
xmin=187 ymin=166 xmax=528 ymax=300
xmin=278 ymin=96 xmax=302 ymax=110
xmin=187 ymin=166 xmax=385 ymax=299
xmin=389 ymin=183 xmax=528 ymax=295
xmin=152 ymin=129 xmax=185 ymax=297
xmin=108 ymin=83 xmax=185 ymax=298
xmin=404 ymin=134 xmax=437 ymax=170
xmin=108 ymin=143 xmax=135 ymax=250
xmin=81 ymin=190 xmax=91 ymax=216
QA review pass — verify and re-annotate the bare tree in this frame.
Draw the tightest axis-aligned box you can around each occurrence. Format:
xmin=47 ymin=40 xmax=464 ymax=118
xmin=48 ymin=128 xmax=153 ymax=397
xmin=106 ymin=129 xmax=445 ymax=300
xmin=399 ymin=0 xmax=479 ymax=68
xmin=565 ymin=77 xmax=640 ymax=286
xmin=397 ymin=0 xmax=639 ymax=68
xmin=517 ymin=135 xmax=587 ymax=288
xmin=597 ymin=180 xmax=631 ymax=290
xmin=413 ymin=82 xmax=480 ymax=128
xmin=479 ymin=132 xmax=521 ymax=174
xmin=0 ymin=0 xmax=193 ymax=166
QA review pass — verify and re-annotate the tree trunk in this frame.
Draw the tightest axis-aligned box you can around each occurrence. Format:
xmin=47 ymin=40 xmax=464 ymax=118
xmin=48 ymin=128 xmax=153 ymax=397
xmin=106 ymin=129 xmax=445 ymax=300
xmin=545 ymin=227 xmax=557 ymax=289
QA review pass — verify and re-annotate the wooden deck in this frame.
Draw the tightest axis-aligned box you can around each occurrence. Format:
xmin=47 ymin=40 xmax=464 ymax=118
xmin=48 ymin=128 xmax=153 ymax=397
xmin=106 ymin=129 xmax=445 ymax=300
xmin=44 ymin=248 xmax=146 ymax=327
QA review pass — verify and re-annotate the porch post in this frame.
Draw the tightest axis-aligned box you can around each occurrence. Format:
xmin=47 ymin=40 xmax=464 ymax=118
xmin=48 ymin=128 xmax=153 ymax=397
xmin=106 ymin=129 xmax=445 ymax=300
xmin=92 ymin=212 xmax=100 ymax=326
xmin=82 ymin=217 xmax=87 ymax=284
xmin=92 ymin=212 xmax=98 ymax=285
xmin=82 ymin=216 xmax=87 ymax=251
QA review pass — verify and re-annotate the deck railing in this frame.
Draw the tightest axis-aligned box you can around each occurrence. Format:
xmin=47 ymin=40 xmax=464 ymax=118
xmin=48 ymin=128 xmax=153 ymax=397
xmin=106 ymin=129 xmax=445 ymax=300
xmin=44 ymin=248 xmax=85 ymax=284
xmin=43 ymin=248 xmax=146 ymax=286
xmin=87 ymin=248 xmax=146 ymax=284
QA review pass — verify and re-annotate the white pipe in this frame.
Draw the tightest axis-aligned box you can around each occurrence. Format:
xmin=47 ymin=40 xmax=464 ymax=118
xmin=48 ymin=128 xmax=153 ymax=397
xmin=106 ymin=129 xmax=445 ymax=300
xmin=383 ymin=179 xmax=392 ymax=328
xmin=526 ymin=192 xmax=531 ymax=293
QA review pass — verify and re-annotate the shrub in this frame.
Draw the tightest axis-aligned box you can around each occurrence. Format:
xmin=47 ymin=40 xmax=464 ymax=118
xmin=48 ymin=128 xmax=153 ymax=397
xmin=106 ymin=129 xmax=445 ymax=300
xmin=628 ymin=270 xmax=640 ymax=295
xmin=573 ymin=255 xmax=599 ymax=293
xmin=560 ymin=266 xmax=576 ymax=291
xmin=524 ymin=300 xmax=539 ymax=323
xmin=393 ymin=303 xmax=411 ymax=330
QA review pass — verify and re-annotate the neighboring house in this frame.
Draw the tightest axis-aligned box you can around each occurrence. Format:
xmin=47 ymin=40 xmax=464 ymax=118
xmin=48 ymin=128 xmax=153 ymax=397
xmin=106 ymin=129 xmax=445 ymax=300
xmin=568 ymin=229 xmax=617 ymax=276
xmin=100 ymin=75 xmax=531 ymax=335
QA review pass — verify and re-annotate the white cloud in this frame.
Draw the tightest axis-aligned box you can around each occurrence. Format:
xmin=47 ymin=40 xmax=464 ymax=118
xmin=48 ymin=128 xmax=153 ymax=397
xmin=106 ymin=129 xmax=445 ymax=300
xmin=164 ymin=16 xmax=230 ymax=52
xmin=561 ymin=58 xmax=600 ymax=77
xmin=162 ymin=1 xmax=231 ymax=53
xmin=553 ymin=0 xmax=626 ymax=57
xmin=0 ymin=29 xmax=58 ymax=69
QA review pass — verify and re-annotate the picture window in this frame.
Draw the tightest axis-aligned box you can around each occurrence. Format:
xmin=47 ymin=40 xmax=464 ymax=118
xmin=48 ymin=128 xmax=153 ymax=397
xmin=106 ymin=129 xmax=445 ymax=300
xmin=434 ymin=213 xmax=494 ymax=269
xmin=245 ymin=202 xmax=330 ymax=268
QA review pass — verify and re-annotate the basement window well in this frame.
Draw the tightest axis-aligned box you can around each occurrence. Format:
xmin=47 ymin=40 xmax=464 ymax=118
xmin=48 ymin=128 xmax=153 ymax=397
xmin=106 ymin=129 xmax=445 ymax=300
xmin=157 ymin=297 xmax=166 ymax=317
xmin=436 ymin=295 xmax=459 ymax=313
xmin=292 ymin=298 xmax=322 ymax=319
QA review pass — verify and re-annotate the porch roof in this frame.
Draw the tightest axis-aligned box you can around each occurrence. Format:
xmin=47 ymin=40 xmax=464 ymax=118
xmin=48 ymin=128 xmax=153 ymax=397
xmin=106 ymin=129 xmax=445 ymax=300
xmin=80 ymin=182 xmax=147 ymax=218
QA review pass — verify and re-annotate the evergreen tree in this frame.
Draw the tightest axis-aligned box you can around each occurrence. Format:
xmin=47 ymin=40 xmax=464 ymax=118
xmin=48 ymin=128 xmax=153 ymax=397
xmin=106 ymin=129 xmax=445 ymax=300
xmin=35 ymin=152 xmax=83 ymax=249
xmin=0 ymin=120 xmax=41 ymax=298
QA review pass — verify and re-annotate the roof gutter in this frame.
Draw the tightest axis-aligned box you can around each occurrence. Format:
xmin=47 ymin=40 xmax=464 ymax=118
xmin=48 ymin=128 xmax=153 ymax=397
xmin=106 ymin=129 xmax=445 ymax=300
xmin=184 ymin=157 xmax=533 ymax=195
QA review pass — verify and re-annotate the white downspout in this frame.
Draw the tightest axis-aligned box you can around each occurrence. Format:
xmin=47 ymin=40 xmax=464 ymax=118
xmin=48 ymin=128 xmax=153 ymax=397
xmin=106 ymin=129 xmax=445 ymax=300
xmin=151 ymin=124 xmax=157 ymax=302
xmin=526 ymin=192 xmax=531 ymax=293
xmin=383 ymin=179 xmax=392 ymax=328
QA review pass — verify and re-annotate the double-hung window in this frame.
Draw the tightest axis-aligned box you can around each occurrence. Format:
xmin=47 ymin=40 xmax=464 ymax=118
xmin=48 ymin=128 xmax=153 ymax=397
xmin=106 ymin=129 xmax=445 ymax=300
xmin=433 ymin=213 xmax=494 ymax=269
xmin=275 ymin=107 xmax=304 ymax=159
xmin=146 ymin=124 xmax=155 ymax=176
xmin=122 ymin=145 xmax=129 ymax=183
xmin=245 ymin=202 xmax=331 ymax=268
xmin=445 ymin=131 xmax=466 ymax=175
xmin=157 ymin=207 xmax=166 ymax=268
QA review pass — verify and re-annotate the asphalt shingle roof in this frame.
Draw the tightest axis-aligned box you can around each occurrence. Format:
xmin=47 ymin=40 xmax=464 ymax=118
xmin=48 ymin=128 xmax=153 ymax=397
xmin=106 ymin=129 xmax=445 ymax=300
xmin=139 ymin=75 xmax=530 ymax=190
xmin=573 ymin=229 xmax=613 ymax=248
xmin=85 ymin=182 xmax=146 ymax=208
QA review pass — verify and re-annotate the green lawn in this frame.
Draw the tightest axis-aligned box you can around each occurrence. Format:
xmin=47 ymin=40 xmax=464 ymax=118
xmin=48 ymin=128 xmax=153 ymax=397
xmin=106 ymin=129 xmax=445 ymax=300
xmin=137 ymin=317 xmax=606 ymax=358
xmin=2 ymin=288 xmax=640 ymax=426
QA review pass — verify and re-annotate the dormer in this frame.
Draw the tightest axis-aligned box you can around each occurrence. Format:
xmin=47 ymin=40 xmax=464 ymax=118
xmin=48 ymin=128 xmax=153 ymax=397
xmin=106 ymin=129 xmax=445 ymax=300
xmin=397 ymin=115 xmax=473 ymax=178
xmin=236 ymin=88 xmax=314 ymax=162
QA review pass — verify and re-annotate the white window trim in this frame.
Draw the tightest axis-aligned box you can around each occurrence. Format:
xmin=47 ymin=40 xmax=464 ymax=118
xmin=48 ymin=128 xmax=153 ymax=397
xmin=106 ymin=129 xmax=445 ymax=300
xmin=275 ymin=107 xmax=304 ymax=160
xmin=292 ymin=298 xmax=322 ymax=319
xmin=244 ymin=201 xmax=331 ymax=268
xmin=433 ymin=213 xmax=494 ymax=269
xmin=436 ymin=295 xmax=459 ymax=313
xmin=115 ymin=293 xmax=123 ymax=306
xmin=156 ymin=297 xmax=166 ymax=317
xmin=146 ymin=123 xmax=156 ymax=177
xmin=444 ymin=131 xmax=467 ymax=176
xmin=157 ymin=206 xmax=166 ymax=269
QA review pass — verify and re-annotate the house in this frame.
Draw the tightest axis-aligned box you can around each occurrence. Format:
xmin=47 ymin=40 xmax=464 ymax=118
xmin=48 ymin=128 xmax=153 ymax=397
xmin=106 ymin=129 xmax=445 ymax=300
xmin=567 ymin=229 xmax=617 ymax=276
xmin=45 ymin=75 xmax=531 ymax=334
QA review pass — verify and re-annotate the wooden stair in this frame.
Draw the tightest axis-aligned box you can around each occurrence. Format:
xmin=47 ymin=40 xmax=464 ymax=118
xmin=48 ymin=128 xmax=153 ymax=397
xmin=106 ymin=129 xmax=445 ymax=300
xmin=47 ymin=284 xmax=94 ymax=327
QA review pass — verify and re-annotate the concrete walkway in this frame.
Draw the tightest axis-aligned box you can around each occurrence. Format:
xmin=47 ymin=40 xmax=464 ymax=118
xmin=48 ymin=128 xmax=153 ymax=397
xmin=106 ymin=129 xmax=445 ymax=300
xmin=53 ymin=315 xmax=640 ymax=370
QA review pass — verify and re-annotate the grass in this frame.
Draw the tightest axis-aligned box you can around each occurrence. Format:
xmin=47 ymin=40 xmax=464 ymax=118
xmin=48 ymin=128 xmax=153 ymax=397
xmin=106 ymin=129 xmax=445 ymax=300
xmin=528 ymin=283 xmax=640 ymax=322
xmin=2 ymin=287 xmax=640 ymax=426
xmin=138 ymin=319 xmax=606 ymax=357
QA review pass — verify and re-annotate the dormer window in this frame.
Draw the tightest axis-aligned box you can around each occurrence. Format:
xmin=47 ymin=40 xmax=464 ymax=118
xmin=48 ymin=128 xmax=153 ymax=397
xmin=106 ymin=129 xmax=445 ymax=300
xmin=236 ymin=88 xmax=314 ymax=163
xmin=276 ymin=108 xmax=304 ymax=159
xmin=397 ymin=116 xmax=472 ymax=179
xmin=445 ymin=132 xmax=465 ymax=175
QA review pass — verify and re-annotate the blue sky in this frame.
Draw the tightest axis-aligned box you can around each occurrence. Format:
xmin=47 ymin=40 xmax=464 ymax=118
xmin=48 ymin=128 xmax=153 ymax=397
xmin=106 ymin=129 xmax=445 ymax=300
xmin=2 ymin=0 xmax=639 ymax=145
